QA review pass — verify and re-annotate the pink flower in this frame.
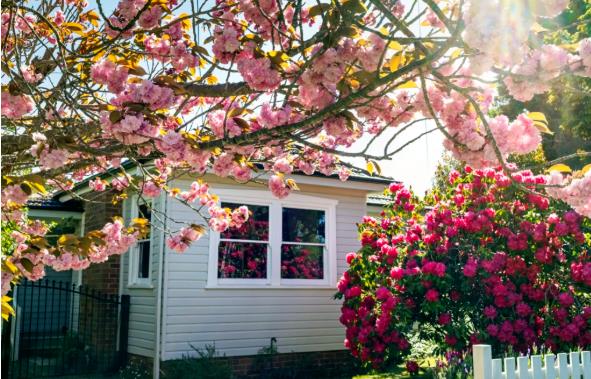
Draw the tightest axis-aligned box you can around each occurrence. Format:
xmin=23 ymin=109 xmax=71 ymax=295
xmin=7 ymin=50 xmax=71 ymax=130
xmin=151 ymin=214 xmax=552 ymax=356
xmin=346 ymin=252 xmax=357 ymax=265
xmin=390 ymin=267 xmax=404 ymax=280
xmin=141 ymin=181 xmax=161 ymax=198
xmin=21 ymin=65 xmax=42 ymax=83
xmin=111 ymin=176 xmax=130 ymax=191
xmin=539 ymin=45 xmax=569 ymax=73
xmin=268 ymin=175 xmax=290 ymax=199
xmin=1 ymin=272 xmax=13 ymax=296
xmin=138 ymin=5 xmax=162 ymax=29
xmin=1 ymin=92 xmax=34 ymax=119
xmin=39 ymin=148 xmax=68 ymax=169
xmin=438 ymin=313 xmax=451 ymax=325
xmin=346 ymin=286 xmax=362 ymax=298
xmin=425 ymin=288 xmax=439 ymax=302
xmin=484 ymin=305 xmax=497 ymax=319
xmin=516 ymin=302 xmax=532 ymax=317
xmin=376 ymin=287 xmax=392 ymax=301
xmin=406 ymin=360 xmax=419 ymax=374
xmin=273 ymin=158 xmax=293 ymax=175
xmin=89 ymin=179 xmax=107 ymax=192
xmin=90 ymin=60 xmax=129 ymax=93
xmin=237 ymin=56 xmax=281 ymax=91
xmin=463 ymin=257 xmax=478 ymax=277
xmin=2 ymin=185 xmax=29 ymax=205
xmin=558 ymin=292 xmax=574 ymax=307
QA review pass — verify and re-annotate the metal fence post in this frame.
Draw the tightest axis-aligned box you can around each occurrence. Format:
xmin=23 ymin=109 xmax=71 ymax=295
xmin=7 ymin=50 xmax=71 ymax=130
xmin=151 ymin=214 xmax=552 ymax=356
xmin=473 ymin=344 xmax=492 ymax=379
xmin=118 ymin=295 xmax=130 ymax=368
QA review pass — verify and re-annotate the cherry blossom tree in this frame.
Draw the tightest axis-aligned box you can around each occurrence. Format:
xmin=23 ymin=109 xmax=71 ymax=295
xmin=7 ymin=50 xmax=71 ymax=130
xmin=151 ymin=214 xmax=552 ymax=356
xmin=1 ymin=0 xmax=590 ymax=317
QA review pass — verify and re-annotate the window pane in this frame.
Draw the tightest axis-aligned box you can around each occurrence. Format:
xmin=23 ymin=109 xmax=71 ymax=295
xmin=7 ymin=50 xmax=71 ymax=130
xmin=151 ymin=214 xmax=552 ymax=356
xmin=218 ymin=242 xmax=267 ymax=279
xmin=220 ymin=203 xmax=269 ymax=241
xmin=282 ymin=208 xmax=325 ymax=243
xmin=138 ymin=203 xmax=152 ymax=239
xmin=138 ymin=241 xmax=150 ymax=279
xmin=281 ymin=245 xmax=324 ymax=279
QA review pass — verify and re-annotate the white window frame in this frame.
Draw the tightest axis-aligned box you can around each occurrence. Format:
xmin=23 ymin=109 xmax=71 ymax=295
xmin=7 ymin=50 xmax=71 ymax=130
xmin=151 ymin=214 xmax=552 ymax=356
xmin=207 ymin=189 xmax=338 ymax=289
xmin=128 ymin=197 xmax=153 ymax=288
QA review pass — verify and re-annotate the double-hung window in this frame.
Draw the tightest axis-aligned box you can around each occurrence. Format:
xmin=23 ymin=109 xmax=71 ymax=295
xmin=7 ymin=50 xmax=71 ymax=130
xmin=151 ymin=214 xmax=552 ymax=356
xmin=218 ymin=202 xmax=269 ymax=283
xmin=129 ymin=199 xmax=152 ymax=287
xmin=208 ymin=190 xmax=337 ymax=288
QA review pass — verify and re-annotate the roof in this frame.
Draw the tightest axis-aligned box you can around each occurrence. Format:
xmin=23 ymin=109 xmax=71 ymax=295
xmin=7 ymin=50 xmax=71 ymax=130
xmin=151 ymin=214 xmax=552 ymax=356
xmin=54 ymin=160 xmax=396 ymax=201
xmin=367 ymin=193 xmax=390 ymax=206
xmin=27 ymin=197 xmax=84 ymax=212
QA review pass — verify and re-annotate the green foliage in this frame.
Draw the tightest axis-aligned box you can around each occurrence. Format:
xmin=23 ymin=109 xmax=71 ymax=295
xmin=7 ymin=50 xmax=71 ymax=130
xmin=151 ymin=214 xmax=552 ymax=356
xmin=1 ymin=221 xmax=17 ymax=258
xmin=120 ymin=359 xmax=152 ymax=379
xmin=161 ymin=344 xmax=233 ymax=379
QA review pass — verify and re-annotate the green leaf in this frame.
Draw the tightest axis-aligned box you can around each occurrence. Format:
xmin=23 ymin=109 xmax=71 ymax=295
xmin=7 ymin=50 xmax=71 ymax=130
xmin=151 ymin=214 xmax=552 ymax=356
xmin=109 ymin=110 xmax=123 ymax=123
xmin=342 ymin=0 xmax=367 ymax=14
xmin=308 ymin=3 xmax=331 ymax=18
xmin=20 ymin=258 xmax=33 ymax=272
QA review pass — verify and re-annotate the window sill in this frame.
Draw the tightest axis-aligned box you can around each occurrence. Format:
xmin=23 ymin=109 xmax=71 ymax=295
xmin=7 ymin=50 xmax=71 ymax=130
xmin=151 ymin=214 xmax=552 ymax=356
xmin=127 ymin=282 xmax=154 ymax=289
xmin=205 ymin=284 xmax=336 ymax=290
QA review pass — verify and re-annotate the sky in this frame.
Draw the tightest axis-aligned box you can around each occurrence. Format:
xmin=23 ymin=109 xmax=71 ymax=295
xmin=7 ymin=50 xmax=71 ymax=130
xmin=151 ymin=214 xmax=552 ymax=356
xmin=344 ymin=121 xmax=445 ymax=195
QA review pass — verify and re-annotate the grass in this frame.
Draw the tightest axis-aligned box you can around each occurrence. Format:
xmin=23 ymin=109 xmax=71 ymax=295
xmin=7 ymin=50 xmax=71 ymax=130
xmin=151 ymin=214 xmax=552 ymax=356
xmin=352 ymin=358 xmax=438 ymax=379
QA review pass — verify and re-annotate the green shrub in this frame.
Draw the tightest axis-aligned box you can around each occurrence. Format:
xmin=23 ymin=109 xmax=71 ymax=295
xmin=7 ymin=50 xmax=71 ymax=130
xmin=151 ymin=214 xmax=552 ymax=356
xmin=161 ymin=344 xmax=232 ymax=379
xmin=119 ymin=359 xmax=151 ymax=379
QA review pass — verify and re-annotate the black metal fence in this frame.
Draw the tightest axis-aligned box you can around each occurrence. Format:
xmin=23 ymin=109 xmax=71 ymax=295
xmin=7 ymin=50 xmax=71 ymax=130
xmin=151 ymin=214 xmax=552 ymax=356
xmin=1 ymin=280 xmax=130 ymax=378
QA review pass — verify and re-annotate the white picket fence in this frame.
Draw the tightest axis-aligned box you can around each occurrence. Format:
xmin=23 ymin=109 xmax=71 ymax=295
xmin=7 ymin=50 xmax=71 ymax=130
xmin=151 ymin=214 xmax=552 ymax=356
xmin=473 ymin=345 xmax=591 ymax=379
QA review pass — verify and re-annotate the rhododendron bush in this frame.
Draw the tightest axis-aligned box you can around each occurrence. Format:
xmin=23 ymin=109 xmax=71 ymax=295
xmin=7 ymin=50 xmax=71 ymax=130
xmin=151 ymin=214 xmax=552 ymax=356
xmin=337 ymin=167 xmax=591 ymax=368
xmin=2 ymin=0 xmax=591 ymax=318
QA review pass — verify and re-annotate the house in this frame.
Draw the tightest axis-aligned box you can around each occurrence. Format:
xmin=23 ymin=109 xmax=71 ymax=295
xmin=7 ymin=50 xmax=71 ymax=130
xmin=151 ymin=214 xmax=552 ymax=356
xmin=23 ymin=171 xmax=392 ymax=377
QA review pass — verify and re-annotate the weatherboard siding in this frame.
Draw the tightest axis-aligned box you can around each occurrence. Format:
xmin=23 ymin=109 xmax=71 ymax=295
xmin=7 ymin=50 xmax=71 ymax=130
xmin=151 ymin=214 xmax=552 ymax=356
xmin=161 ymin=180 xmax=366 ymax=360
xmin=121 ymin=194 xmax=165 ymax=357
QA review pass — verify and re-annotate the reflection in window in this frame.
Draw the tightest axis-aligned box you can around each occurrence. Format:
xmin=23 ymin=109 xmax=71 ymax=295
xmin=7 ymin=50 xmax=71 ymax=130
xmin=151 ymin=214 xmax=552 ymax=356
xmin=282 ymin=208 xmax=325 ymax=243
xmin=218 ymin=203 xmax=269 ymax=279
xmin=281 ymin=245 xmax=324 ymax=279
xmin=281 ymin=208 xmax=325 ymax=280
xmin=218 ymin=242 xmax=267 ymax=279
xmin=136 ymin=202 xmax=151 ymax=280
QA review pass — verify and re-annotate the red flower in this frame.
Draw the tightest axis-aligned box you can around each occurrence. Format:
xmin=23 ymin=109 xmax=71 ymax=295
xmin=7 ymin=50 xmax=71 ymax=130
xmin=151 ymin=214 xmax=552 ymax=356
xmin=425 ymin=289 xmax=439 ymax=302
xmin=406 ymin=360 xmax=419 ymax=375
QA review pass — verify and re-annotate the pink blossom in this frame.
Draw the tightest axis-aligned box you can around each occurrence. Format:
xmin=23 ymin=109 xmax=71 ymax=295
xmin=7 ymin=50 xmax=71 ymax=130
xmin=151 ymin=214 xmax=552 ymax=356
xmin=111 ymin=176 xmax=130 ymax=191
xmin=237 ymin=56 xmax=281 ymax=91
xmin=1 ymin=92 xmax=34 ymax=119
xmin=138 ymin=5 xmax=162 ymax=29
xmin=21 ymin=65 xmax=42 ymax=83
xmin=89 ymin=178 xmax=107 ymax=192
xmin=2 ymin=185 xmax=29 ymax=205
xmin=273 ymin=158 xmax=292 ymax=175
xmin=90 ymin=60 xmax=129 ymax=93
xmin=425 ymin=288 xmax=439 ymax=302
xmin=141 ymin=181 xmax=161 ymax=198
xmin=39 ymin=148 xmax=68 ymax=169
xmin=268 ymin=175 xmax=290 ymax=199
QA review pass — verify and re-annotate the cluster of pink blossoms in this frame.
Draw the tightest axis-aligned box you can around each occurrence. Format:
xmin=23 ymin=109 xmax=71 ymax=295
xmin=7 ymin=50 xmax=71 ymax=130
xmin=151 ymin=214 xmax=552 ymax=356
xmin=546 ymin=170 xmax=591 ymax=218
xmin=90 ymin=59 xmax=129 ymax=93
xmin=504 ymin=43 xmax=588 ymax=102
xmin=2 ymin=219 xmax=138 ymax=294
xmin=1 ymin=92 xmax=34 ymax=119
xmin=162 ymin=181 xmax=251 ymax=253
xmin=166 ymin=227 xmax=203 ymax=253
xmin=337 ymin=166 xmax=590 ymax=368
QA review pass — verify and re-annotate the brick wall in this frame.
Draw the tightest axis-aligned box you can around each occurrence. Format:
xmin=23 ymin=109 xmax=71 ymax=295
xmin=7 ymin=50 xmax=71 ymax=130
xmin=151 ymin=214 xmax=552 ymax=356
xmin=81 ymin=192 xmax=122 ymax=294
xmin=160 ymin=350 xmax=360 ymax=379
